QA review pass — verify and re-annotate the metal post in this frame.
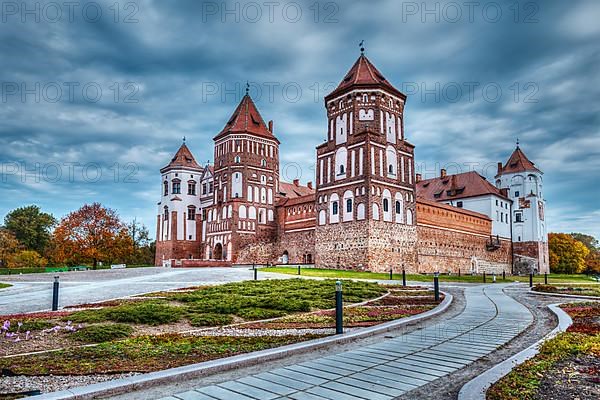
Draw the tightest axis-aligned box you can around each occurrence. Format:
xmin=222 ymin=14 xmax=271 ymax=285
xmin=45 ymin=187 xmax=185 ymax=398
xmin=253 ymin=264 xmax=258 ymax=281
xmin=544 ymin=273 xmax=548 ymax=285
xmin=458 ymin=268 xmax=461 ymax=277
xmin=483 ymin=272 xmax=486 ymax=283
xmin=434 ymin=272 xmax=440 ymax=302
xmin=529 ymin=273 xmax=533 ymax=287
xmin=502 ymin=270 xmax=506 ymax=280
xmin=52 ymin=276 xmax=59 ymax=311
xmin=389 ymin=268 xmax=393 ymax=281
xmin=297 ymin=265 xmax=301 ymax=275
xmin=335 ymin=280 xmax=343 ymax=334
xmin=402 ymin=269 xmax=406 ymax=287
xmin=493 ymin=274 xmax=496 ymax=283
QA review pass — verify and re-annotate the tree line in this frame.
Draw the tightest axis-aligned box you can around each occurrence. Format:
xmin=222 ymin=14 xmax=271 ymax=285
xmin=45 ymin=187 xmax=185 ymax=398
xmin=0 ymin=204 xmax=155 ymax=270
xmin=549 ymin=232 xmax=600 ymax=275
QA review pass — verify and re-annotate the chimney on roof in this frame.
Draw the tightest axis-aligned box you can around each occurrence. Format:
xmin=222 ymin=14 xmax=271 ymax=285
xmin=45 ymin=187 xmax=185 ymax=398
xmin=497 ymin=162 xmax=503 ymax=175
xmin=307 ymin=181 xmax=313 ymax=189
xmin=293 ymin=179 xmax=300 ymax=187
xmin=440 ymin=169 xmax=447 ymax=178
xmin=268 ymin=120 xmax=273 ymax=133
xmin=416 ymin=173 xmax=422 ymax=183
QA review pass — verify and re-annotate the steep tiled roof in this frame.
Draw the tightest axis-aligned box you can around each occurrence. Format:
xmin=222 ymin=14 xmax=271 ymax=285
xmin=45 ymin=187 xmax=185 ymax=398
xmin=496 ymin=146 xmax=541 ymax=177
xmin=325 ymin=54 xmax=406 ymax=101
xmin=417 ymin=171 xmax=509 ymax=202
xmin=161 ymin=143 xmax=203 ymax=172
xmin=214 ymin=94 xmax=278 ymax=142
xmin=417 ymin=198 xmax=491 ymax=220
xmin=279 ymin=181 xmax=315 ymax=199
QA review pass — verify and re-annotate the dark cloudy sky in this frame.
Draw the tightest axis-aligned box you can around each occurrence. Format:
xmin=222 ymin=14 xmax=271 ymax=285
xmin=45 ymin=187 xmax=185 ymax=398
xmin=1 ymin=0 xmax=598 ymax=238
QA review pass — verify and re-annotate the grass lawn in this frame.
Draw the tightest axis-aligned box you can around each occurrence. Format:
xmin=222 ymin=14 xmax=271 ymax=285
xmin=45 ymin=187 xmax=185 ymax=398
xmin=0 ymin=279 xmax=441 ymax=377
xmin=487 ymin=302 xmax=600 ymax=399
xmin=0 ymin=283 xmax=11 ymax=290
xmin=260 ymin=267 xmax=599 ymax=285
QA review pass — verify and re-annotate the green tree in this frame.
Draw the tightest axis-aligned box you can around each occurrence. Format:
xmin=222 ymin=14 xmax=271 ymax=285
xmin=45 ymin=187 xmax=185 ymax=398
xmin=549 ymin=233 xmax=590 ymax=274
xmin=4 ymin=205 xmax=56 ymax=254
xmin=126 ymin=219 xmax=154 ymax=265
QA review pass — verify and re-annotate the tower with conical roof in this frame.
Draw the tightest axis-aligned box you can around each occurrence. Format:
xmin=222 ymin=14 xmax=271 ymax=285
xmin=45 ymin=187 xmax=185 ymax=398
xmin=155 ymin=140 xmax=205 ymax=265
xmin=314 ymin=49 xmax=418 ymax=271
xmin=203 ymin=92 xmax=280 ymax=262
xmin=496 ymin=143 xmax=549 ymax=273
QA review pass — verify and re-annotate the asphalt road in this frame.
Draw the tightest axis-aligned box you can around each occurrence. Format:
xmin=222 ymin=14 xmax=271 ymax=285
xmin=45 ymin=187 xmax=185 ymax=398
xmin=0 ymin=267 xmax=258 ymax=315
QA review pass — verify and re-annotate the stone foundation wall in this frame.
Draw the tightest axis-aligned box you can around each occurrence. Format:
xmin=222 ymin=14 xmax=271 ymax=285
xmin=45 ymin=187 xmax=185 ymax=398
xmin=416 ymin=225 xmax=512 ymax=274
xmin=513 ymin=241 xmax=550 ymax=273
xmin=367 ymin=221 xmax=418 ymax=273
xmin=236 ymin=240 xmax=277 ymax=264
xmin=277 ymin=229 xmax=316 ymax=264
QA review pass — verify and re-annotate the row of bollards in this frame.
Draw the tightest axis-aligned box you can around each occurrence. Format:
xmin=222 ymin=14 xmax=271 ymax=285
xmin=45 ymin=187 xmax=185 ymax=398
xmin=388 ymin=268 xmax=407 ymax=287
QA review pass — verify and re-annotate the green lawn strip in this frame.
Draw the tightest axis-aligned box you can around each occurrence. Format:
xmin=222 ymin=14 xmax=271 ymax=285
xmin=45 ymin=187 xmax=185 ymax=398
xmin=0 ymin=334 xmax=323 ymax=376
xmin=487 ymin=302 xmax=600 ymax=400
xmin=0 ymin=283 xmax=12 ymax=289
xmin=260 ymin=267 xmax=598 ymax=285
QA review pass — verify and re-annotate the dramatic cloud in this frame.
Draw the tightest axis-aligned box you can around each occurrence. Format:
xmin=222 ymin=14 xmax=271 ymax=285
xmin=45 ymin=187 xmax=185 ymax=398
xmin=0 ymin=0 xmax=598 ymax=238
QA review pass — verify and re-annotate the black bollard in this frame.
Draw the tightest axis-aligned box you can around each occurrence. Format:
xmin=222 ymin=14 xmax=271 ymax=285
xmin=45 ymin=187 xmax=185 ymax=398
xmin=297 ymin=265 xmax=301 ymax=275
xmin=503 ymin=270 xmax=506 ymax=280
xmin=458 ymin=268 xmax=461 ymax=277
xmin=544 ymin=273 xmax=548 ymax=285
xmin=253 ymin=264 xmax=258 ymax=281
xmin=52 ymin=276 xmax=59 ymax=311
xmin=402 ymin=269 xmax=406 ymax=287
xmin=335 ymin=280 xmax=343 ymax=334
xmin=529 ymin=273 xmax=533 ymax=287
xmin=434 ymin=272 xmax=440 ymax=302
xmin=483 ymin=272 xmax=486 ymax=283
xmin=389 ymin=268 xmax=393 ymax=281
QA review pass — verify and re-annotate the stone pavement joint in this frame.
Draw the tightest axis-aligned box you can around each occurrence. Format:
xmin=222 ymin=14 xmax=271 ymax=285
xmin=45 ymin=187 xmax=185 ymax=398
xmin=168 ymin=285 xmax=533 ymax=400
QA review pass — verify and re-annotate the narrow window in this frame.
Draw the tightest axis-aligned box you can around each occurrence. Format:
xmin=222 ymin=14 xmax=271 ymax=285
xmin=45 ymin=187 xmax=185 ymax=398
xmin=346 ymin=198 xmax=352 ymax=213
xmin=395 ymin=201 xmax=401 ymax=214
xmin=172 ymin=181 xmax=181 ymax=194
xmin=457 ymin=201 xmax=463 ymax=208
xmin=163 ymin=181 xmax=168 ymax=196
xmin=332 ymin=202 xmax=339 ymax=215
xmin=383 ymin=198 xmax=389 ymax=212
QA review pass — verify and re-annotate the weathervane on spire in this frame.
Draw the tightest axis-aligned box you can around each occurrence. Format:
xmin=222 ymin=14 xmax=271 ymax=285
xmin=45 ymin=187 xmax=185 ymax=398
xmin=359 ymin=40 xmax=365 ymax=55
xmin=516 ymin=138 xmax=520 ymax=148
xmin=182 ymin=136 xmax=186 ymax=144
xmin=246 ymin=81 xmax=250 ymax=96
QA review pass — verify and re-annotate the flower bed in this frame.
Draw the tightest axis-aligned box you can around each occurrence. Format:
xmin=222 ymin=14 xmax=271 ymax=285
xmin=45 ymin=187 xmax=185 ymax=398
xmin=487 ymin=302 xmax=600 ymax=399
xmin=533 ymin=284 xmax=600 ymax=298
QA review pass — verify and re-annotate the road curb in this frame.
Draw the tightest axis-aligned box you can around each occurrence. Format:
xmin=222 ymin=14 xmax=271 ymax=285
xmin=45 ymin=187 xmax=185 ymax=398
xmin=528 ymin=287 xmax=600 ymax=300
xmin=31 ymin=292 xmax=453 ymax=399
xmin=457 ymin=303 xmax=573 ymax=400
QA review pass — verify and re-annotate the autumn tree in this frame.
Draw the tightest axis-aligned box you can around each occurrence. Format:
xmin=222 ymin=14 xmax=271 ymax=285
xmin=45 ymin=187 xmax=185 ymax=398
xmin=0 ymin=229 xmax=21 ymax=268
xmin=4 ymin=205 xmax=56 ymax=254
xmin=549 ymin=233 xmax=590 ymax=274
xmin=570 ymin=233 xmax=600 ymax=274
xmin=9 ymin=250 xmax=48 ymax=269
xmin=51 ymin=203 xmax=134 ymax=269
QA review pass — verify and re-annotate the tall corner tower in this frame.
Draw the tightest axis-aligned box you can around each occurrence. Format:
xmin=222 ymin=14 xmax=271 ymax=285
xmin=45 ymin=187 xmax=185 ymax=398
xmin=155 ymin=141 xmax=204 ymax=266
xmin=204 ymin=93 xmax=280 ymax=263
xmin=314 ymin=51 xmax=418 ymax=272
xmin=496 ymin=143 xmax=549 ymax=273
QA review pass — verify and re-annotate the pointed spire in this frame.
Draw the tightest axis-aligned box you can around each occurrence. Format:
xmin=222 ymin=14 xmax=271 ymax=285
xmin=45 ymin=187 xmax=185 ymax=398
xmin=214 ymin=93 xmax=279 ymax=143
xmin=325 ymin=51 xmax=405 ymax=101
xmin=161 ymin=142 xmax=202 ymax=173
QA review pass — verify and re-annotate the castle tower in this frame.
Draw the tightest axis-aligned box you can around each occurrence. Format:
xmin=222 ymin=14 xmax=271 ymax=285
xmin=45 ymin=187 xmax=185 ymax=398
xmin=314 ymin=52 xmax=418 ymax=272
xmin=203 ymin=93 xmax=280 ymax=263
xmin=155 ymin=141 xmax=204 ymax=266
xmin=496 ymin=143 xmax=549 ymax=273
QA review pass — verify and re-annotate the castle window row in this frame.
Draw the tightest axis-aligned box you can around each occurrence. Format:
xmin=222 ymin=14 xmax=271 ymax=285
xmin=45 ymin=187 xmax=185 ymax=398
xmin=216 ymin=138 xmax=277 ymax=159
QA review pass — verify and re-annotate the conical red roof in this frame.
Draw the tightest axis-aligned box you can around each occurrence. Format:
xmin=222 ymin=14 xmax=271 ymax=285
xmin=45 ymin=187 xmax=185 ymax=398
xmin=214 ymin=94 xmax=278 ymax=142
xmin=325 ymin=54 xmax=406 ymax=101
xmin=161 ymin=143 xmax=203 ymax=172
xmin=496 ymin=146 xmax=541 ymax=177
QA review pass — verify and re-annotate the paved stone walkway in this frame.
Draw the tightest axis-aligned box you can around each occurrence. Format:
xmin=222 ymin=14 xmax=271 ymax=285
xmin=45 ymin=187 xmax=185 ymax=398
xmin=158 ymin=284 xmax=532 ymax=400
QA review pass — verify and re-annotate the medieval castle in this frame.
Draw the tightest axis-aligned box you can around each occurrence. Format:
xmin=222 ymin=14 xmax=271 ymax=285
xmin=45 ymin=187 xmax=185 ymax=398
xmin=155 ymin=53 xmax=549 ymax=274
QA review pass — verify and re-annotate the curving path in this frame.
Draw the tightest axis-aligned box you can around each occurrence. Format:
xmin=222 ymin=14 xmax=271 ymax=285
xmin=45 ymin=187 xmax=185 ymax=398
xmin=159 ymin=284 xmax=533 ymax=400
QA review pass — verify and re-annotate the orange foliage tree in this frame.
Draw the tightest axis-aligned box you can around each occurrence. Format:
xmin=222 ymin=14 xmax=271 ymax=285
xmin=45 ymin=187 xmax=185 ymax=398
xmin=548 ymin=233 xmax=590 ymax=274
xmin=51 ymin=203 xmax=134 ymax=269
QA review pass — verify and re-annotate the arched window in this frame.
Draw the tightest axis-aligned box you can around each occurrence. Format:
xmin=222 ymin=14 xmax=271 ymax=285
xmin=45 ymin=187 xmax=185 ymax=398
xmin=261 ymin=159 xmax=267 ymax=167
xmin=357 ymin=203 xmax=365 ymax=220
xmin=383 ymin=198 xmax=389 ymax=212
xmin=372 ymin=203 xmax=380 ymax=220
xmin=163 ymin=206 xmax=169 ymax=220
xmin=332 ymin=202 xmax=339 ymax=215
xmin=318 ymin=210 xmax=326 ymax=225
xmin=335 ymin=147 xmax=347 ymax=179
xmin=386 ymin=146 xmax=397 ymax=177
xmin=172 ymin=180 xmax=181 ymax=194
xmin=329 ymin=193 xmax=340 ymax=223
xmin=406 ymin=209 xmax=413 ymax=225
xmin=382 ymin=189 xmax=392 ymax=222
xmin=235 ymin=156 xmax=241 ymax=163
xmin=340 ymin=164 xmax=345 ymax=175
xmin=248 ymin=206 xmax=257 ymax=220
xmin=163 ymin=181 xmax=168 ymax=196
xmin=395 ymin=201 xmax=401 ymax=214
xmin=239 ymin=205 xmax=247 ymax=219
xmin=346 ymin=198 xmax=352 ymax=213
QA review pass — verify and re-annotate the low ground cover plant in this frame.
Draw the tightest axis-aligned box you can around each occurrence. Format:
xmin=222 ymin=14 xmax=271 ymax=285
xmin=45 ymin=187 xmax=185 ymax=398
xmin=533 ymin=284 xmax=600 ymax=297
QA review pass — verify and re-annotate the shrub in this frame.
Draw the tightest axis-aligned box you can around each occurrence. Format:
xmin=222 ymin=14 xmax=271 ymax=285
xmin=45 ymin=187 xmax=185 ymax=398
xmin=71 ymin=323 xmax=133 ymax=343
xmin=236 ymin=308 xmax=287 ymax=320
xmin=188 ymin=313 xmax=233 ymax=327
xmin=68 ymin=302 xmax=182 ymax=326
